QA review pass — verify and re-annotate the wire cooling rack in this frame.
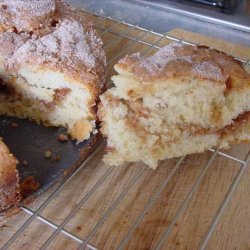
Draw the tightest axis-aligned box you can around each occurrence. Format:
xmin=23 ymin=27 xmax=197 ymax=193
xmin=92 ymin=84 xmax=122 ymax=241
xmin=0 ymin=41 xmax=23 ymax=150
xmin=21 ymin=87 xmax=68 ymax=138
xmin=1 ymin=10 xmax=250 ymax=250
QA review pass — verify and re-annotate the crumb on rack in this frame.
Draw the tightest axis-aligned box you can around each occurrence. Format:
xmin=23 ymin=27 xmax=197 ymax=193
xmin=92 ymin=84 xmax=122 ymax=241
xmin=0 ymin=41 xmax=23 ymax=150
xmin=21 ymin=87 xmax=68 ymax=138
xmin=58 ymin=133 xmax=68 ymax=142
xmin=22 ymin=160 xmax=28 ymax=166
xmin=44 ymin=150 xmax=52 ymax=158
xmin=63 ymin=170 xmax=68 ymax=176
xmin=11 ymin=122 xmax=18 ymax=128
xmin=51 ymin=155 xmax=61 ymax=162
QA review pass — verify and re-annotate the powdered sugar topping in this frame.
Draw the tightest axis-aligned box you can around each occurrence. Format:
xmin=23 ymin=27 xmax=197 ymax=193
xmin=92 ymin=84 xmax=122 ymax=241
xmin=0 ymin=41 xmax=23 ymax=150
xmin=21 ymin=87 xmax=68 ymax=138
xmin=120 ymin=42 xmax=227 ymax=82
xmin=140 ymin=43 xmax=192 ymax=73
xmin=192 ymin=61 xmax=223 ymax=82
xmin=0 ymin=31 xmax=29 ymax=57
xmin=9 ymin=19 xmax=97 ymax=70
xmin=0 ymin=0 xmax=56 ymax=30
xmin=0 ymin=0 xmax=55 ymax=17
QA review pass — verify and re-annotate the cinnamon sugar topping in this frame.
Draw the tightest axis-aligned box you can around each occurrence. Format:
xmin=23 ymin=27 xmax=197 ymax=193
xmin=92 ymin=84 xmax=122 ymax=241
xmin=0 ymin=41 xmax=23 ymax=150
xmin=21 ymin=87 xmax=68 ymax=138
xmin=139 ymin=43 xmax=192 ymax=74
xmin=8 ymin=19 xmax=101 ymax=71
xmin=0 ymin=0 xmax=55 ymax=16
xmin=0 ymin=31 xmax=29 ymax=57
xmin=192 ymin=61 xmax=223 ymax=82
xmin=118 ymin=42 xmax=247 ymax=83
xmin=0 ymin=0 xmax=56 ymax=30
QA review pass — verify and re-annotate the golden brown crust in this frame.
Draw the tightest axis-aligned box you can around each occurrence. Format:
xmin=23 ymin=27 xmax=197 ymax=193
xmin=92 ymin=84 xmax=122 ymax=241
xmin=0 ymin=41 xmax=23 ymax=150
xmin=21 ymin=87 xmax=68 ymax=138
xmin=0 ymin=139 xmax=20 ymax=212
xmin=116 ymin=43 xmax=249 ymax=89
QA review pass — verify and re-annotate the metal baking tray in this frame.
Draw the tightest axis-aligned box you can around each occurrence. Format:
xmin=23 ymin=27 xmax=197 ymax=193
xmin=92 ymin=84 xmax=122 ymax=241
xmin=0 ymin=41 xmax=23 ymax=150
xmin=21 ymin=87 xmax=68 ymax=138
xmin=0 ymin=116 xmax=98 ymax=199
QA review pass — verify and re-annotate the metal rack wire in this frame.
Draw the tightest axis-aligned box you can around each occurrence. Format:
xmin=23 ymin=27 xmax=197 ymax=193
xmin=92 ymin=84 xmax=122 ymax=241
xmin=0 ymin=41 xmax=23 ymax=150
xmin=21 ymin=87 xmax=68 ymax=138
xmin=1 ymin=10 xmax=250 ymax=250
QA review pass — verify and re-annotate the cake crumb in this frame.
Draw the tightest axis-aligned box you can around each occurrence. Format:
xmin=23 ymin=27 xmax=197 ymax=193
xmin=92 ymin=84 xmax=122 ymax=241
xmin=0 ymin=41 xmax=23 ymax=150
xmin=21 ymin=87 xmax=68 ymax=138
xmin=51 ymin=155 xmax=60 ymax=162
xmin=11 ymin=122 xmax=18 ymax=128
xmin=58 ymin=133 xmax=68 ymax=142
xmin=44 ymin=150 xmax=52 ymax=158
xmin=22 ymin=160 xmax=28 ymax=166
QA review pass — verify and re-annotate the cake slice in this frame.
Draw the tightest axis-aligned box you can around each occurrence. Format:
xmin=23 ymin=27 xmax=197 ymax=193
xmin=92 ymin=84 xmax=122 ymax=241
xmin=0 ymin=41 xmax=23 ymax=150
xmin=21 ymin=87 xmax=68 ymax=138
xmin=0 ymin=139 xmax=20 ymax=211
xmin=99 ymin=43 xmax=250 ymax=168
xmin=0 ymin=0 xmax=106 ymax=141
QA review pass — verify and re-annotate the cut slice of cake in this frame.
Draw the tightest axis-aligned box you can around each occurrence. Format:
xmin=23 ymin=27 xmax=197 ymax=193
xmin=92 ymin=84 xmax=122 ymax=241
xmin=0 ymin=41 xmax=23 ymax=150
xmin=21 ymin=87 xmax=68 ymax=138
xmin=0 ymin=139 xmax=20 ymax=212
xmin=0 ymin=0 xmax=106 ymax=141
xmin=99 ymin=43 xmax=250 ymax=168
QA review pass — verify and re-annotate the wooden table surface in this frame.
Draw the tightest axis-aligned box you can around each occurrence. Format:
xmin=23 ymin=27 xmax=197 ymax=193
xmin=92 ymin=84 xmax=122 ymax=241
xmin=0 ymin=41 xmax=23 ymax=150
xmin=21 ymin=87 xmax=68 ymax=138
xmin=0 ymin=12 xmax=249 ymax=250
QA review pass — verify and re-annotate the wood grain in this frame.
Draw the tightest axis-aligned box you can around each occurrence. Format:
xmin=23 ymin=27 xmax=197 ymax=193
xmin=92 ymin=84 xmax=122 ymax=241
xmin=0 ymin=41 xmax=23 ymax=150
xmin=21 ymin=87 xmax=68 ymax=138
xmin=0 ymin=13 xmax=249 ymax=250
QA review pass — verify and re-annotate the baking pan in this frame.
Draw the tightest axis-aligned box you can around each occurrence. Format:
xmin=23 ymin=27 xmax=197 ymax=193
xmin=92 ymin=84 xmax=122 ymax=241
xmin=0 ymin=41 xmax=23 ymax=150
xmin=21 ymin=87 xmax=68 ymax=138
xmin=0 ymin=115 xmax=98 ymax=199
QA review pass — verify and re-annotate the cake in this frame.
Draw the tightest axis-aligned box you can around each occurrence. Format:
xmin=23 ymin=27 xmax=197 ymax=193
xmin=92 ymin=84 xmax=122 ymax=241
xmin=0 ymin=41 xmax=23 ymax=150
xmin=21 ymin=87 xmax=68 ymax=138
xmin=0 ymin=0 xmax=106 ymax=141
xmin=0 ymin=139 xmax=20 ymax=212
xmin=99 ymin=43 xmax=250 ymax=168
xmin=0 ymin=0 xmax=106 ymax=211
